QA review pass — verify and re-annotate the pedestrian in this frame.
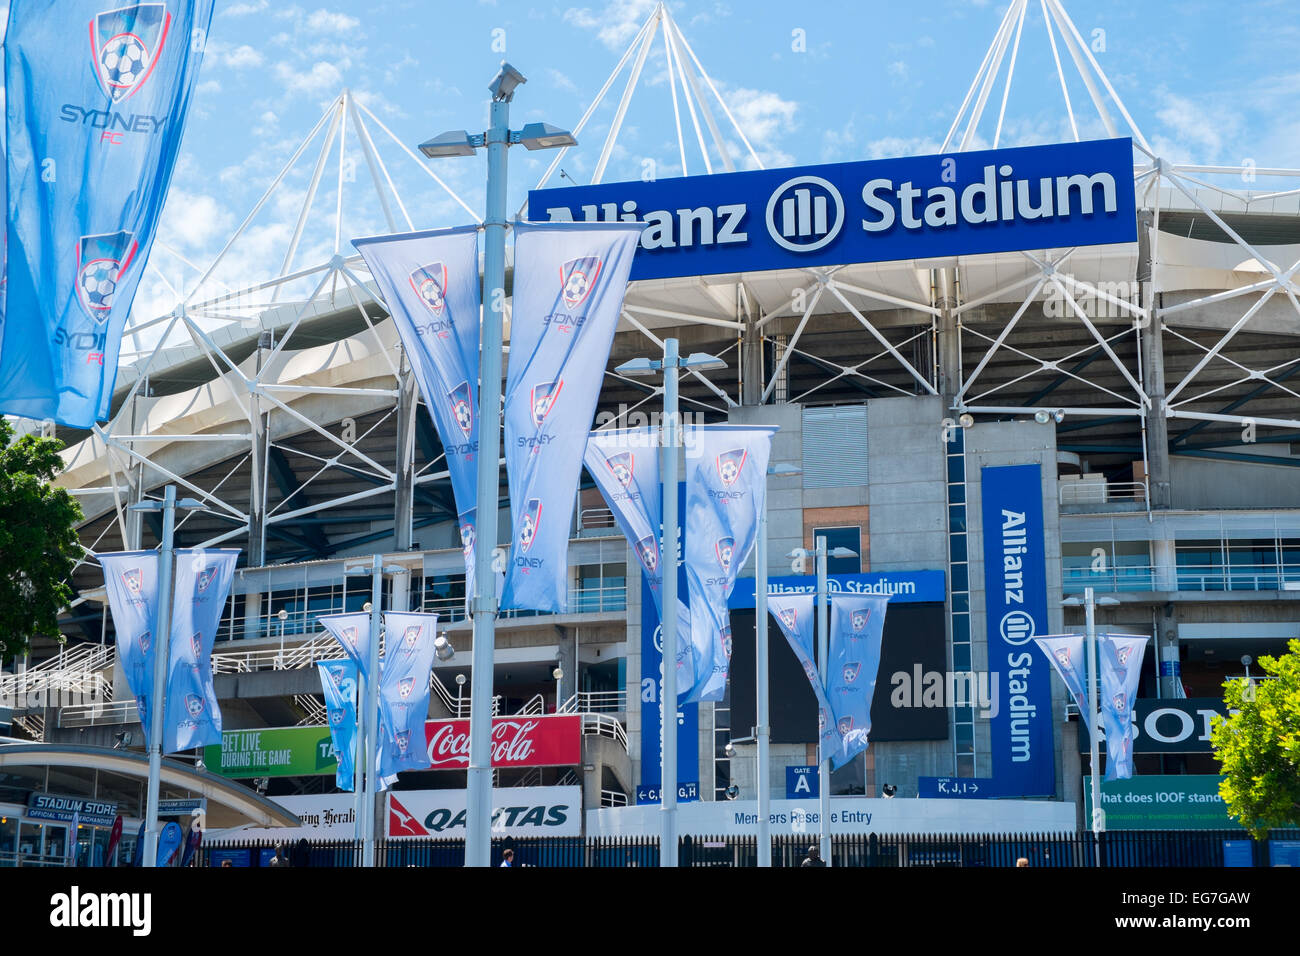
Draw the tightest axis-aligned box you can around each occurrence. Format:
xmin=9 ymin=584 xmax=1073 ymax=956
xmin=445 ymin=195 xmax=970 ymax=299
xmin=268 ymin=842 xmax=289 ymax=867
xmin=220 ymin=860 xmax=233 ymax=868
xmin=1015 ymin=857 xmax=1029 ymax=868
xmin=800 ymin=844 xmax=826 ymax=867
xmin=500 ymin=848 xmax=514 ymax=868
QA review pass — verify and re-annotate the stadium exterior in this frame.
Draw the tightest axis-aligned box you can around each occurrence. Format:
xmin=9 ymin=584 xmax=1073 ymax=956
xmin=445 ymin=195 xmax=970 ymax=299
xmin=4 ymin=1 xmax=1300 ymax=858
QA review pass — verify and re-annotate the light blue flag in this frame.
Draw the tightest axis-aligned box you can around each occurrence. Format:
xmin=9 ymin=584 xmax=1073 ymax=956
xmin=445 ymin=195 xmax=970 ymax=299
xmin=1034 ymin=634 xmax=1094 ymax=741
xmin=681 ymin=425 xmax=776 ymax=703
xmin=376 ymin=612 xmax=438 ymax=778
xmin=318 ymin=612 xmax=373 ymax=680
xmin=318 ymin=659 xmax=358 ymax=791
xmin=353 ymin=227 xmax=482 ymax=599
xmin=827 ymin=593 xmax=890 ymax=769
xmin=502 ymin=221 xmax=644 ymax=612
xmin=0 ymin=0 xmax=215 ymax=427
xmin=766 ymin=591 xmax=838 ymax=761
xmin=584 ymin=428 xmax=664 ymax=612
xmin=100 ymin=551 xmax=161 ymax=731
xmin=1099 ymin=634 xmax=1148 ymax=781
xmin=163 ymin=549 xmax=236 ymax=753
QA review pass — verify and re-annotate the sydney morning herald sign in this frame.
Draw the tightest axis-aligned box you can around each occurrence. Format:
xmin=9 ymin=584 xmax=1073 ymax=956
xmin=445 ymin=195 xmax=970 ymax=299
xmin=528 ymin=138 xmax=1136 ymax=280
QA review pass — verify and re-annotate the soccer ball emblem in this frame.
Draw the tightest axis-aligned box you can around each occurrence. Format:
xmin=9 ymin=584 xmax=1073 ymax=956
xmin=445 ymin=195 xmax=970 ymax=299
xmin=79 ymin=259 xmax=119 ymax=312
xmin=100 ymin=32 xmax=149 ymax=96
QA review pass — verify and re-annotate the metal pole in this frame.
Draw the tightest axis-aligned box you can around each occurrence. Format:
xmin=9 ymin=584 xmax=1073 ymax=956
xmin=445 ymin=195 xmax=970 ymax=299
xmin=755 ymin=481 xmax=772 ymax=867
xmin=363 ymin=554 xmax=383 ymax=867
xmin=1086 ymin=585 xmax=1102 ymax=868
xmin=141 ymin=485 xmax=177 ymax=868
xmin=816 ymin=535 xmax=831 ymax=867
xmin=660 ymin=337 xmax=680 ymax=867
xmin=466 ymin=88 xmax=510 ymax=869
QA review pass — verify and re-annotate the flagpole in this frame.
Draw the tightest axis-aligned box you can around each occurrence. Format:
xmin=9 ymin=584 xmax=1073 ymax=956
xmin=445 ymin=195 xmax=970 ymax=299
xmin=660 ymin=336 xmax=680 ymax=868
xmin=141 ymin=485 xmax=177 ymax=869
xmin=363 ymin=553 xmax=383 ymax=867
xmin=755 ymin=476 xmax=772 ymax=867
xmin=1085 ymin=585 xmax=1102 ymax=868
xmin=815 ymin=535 xmax=831 ymax=867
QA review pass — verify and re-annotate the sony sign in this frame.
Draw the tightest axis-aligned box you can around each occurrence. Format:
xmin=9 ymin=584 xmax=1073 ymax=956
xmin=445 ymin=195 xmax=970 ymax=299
xmin=527 ymin=138 xmax=1136 ymax=281
xmin=1076 ymin=698 xmax=1230 ymax=755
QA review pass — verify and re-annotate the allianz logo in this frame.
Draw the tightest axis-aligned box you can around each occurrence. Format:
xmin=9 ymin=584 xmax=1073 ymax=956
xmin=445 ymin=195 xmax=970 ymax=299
xmin=542 ymin=163 xmax=1117 ymax=254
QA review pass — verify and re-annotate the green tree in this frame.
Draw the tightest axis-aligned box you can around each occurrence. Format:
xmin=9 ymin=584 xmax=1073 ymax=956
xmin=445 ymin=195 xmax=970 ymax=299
xmin=0 ymin=420 xmax=84 ymax=664
xmin=1211 ymin=638 xmax=1300 ymax=839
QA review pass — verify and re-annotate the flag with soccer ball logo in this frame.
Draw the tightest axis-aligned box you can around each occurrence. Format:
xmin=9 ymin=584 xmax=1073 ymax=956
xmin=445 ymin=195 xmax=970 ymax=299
xmin=826 ymin=593 xmax=890 ymax=768
xmin=680 ymin=425 xmax=777 ymax=703
xmin=353 ymin=227 xmax=485 ymax=603
xmin=376 ymin=612 xmax=439 ymax=778
xmin=0 ymin=0 xmax=215 ymax=426
xmin=1098 ymin=634 xmax=1148 ymax=781
xmin=318 ymin=659 xmax=359 ymax=791
xmin=501 ymin=221 xmax=644 ymax=613
xmin=766 ymin=592 xmax=838 ymax=762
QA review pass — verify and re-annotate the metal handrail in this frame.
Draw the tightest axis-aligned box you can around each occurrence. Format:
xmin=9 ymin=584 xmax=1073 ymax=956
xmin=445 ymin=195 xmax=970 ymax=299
xmin=517 ymin=694 xmax=546 ymax=716
xmin=1059 ymin=479 xmax=1147 ymax=505
xmin=58 ymin=699 xmax=139 ymax=728
xmin=294 ymin=694 xmax=327 ymax=726
xmin=1063 ymin=562 xmax=1300 ymax=594
xmin=600 ymin=789 xmax=629 ymax=808
xmin=581 ymin=712 xmax=628 ymax=750
xmin=558 ymin=690 xmax=626 ymax=715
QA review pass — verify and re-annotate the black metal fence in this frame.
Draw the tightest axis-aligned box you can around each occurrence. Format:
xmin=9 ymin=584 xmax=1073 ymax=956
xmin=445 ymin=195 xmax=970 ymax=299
xmin=197 ymin=829 xmax=1297 ymax=868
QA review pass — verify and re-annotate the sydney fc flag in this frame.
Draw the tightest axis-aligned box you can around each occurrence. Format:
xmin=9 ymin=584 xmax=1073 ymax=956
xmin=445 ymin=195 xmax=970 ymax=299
xmin=766 ymin=592 xmax=837 ymax=762
xmin=319 ymin=659 xmax=359 ymax=791
xmin=0 ymin=0 xmax=215 ymax=426
xmin=353 ymin=227 xmax=482 ymax=599
xmin=376 ymin=612 xmax=438 ymax=778
xmin=827 ymin=593 xmax=889 ymax=769
xmin=1034 ymin=634 xmax=1094 ymax=740
xmin=1099 ymin=634 xmax=1148 ymax=781
xmin=584 ymin=428 xmax=665 ymax=611
xmin=501 ymin=221 xmax=644 ymax=612
xmin=319 ymin=612 xmax=373 ymax=680
xmin=681 ymin=425 xmax=776 ymax=703
xmin=164 ymin=548 xmax=236 ymax=752
xmin=100 ymin=547 xmax=235 ymax=753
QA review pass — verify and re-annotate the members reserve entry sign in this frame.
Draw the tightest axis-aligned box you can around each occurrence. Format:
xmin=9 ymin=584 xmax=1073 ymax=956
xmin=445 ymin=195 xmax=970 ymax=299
xmin=528 ymin=138 xmax=1136 ymax=281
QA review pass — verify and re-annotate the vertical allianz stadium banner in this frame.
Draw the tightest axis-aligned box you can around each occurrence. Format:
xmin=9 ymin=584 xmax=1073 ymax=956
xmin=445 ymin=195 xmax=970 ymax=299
xmin=164 ymin=548 xmax=236 ymax=752
xmin=318 ymin=659 xmax=358 ymax=791
xmin=1034 ymin=634 xmax=1092 ymax=738
xmin=980 ymin=463 xmax=1056 ymax=797
xmin=376 ymin=612 xmax=438 ymax=778
xmin=100 ymin=550 xmax=161 ymax=729
xmin=501 ymin=220 xmax=644 ymax=612
xmin=584 ymin=427 xmax=663 ymax=611
xmin=681 ymin=425 xmax=775 ymax=703
xmin=0 ymin=0 xmax=215 ymax=427
xmin=1099 ymin=634 xmax=1147 ymax=781
xmin=318 ymin=612 xmax=373 ymax=680
xmin=767 ymin=591 xmax=837 ymax=763
xmin=352 ymin=227 xmax=482 ymax=596
xmin=826 ymin=593 xmax=889 ymax=770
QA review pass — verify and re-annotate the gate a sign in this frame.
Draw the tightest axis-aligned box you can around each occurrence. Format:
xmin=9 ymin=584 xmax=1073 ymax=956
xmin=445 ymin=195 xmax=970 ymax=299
xmin=786 ymin=765 xmax=818 ymax=799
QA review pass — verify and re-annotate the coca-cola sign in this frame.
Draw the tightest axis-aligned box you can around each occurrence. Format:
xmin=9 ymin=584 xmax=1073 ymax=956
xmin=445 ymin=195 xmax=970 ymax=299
xmin=424 ymin=715 xmax=582 ymax=769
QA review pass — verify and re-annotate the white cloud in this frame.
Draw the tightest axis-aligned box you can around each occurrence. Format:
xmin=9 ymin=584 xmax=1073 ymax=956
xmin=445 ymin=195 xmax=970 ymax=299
xmin=224 ymin=45 xmax=265 ymax=69
xmin=563 ymin=0 xmax=656 ymax=52
xmin=223 ymin=0 xmax=268 ymax=15
xmin=305 ymin=9 xmax=361 ymax=34
xmin=197 ymin=79 xmax=222 ymax=95
xmin=547 ymin=68 xmax=578 ymax=94
xmin=275 ymin=61 xmax=344 ymax=97
xmin=726 ymin=87 xmax=799 ymax=149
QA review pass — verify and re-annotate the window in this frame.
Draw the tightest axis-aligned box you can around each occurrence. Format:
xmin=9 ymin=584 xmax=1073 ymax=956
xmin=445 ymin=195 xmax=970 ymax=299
xmin=812 ymin=526 xmax=861 ymax=574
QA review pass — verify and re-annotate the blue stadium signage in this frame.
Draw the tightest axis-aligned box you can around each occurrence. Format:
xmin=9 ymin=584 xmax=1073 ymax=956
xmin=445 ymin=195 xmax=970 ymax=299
xmin=528 ymin=138 xmax=1136 ymax=281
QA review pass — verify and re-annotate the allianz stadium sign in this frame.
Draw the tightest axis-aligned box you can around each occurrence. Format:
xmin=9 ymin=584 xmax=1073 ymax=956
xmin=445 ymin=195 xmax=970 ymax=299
xmin=529 ymin=137 xmax=1136 ymax=281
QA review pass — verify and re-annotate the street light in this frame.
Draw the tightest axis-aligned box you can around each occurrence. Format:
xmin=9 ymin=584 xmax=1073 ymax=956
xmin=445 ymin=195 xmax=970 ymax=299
xmin=552 ymin=665 xmax=564 ymax=713
xmin=614 ymin=338 xmax=724 ymax=869
xmin=788 ymin=537 xmax=858 ymax=867
xmin=276 ymin=608 xmax=288 ymax=666
xmin=434 ymin=635 xmax=455 ymax=662
xmin=128 ymin=487 xmax=203 ymax=868
xmin=755 ymin=461 xmax=801 ymax=867
xmin=1062 ymin=587 xmax=1120 ymax=867
xmin=419 ymin=61 xmax=575 ymax=869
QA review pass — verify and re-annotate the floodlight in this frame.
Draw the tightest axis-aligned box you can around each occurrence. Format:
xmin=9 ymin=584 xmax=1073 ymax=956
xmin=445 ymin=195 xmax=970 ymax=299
xmin=419 ymin=130 xmax=477 ymax=158
xmin=518 ymin=122 xmax=577 ymax=150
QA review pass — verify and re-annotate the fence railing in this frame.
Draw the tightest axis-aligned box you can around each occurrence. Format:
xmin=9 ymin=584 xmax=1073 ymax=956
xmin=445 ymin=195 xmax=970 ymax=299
xmin=559 ymin=690 xmax=626 ymax=715
xmin=581 ymin=712 xmax=628 ymax=750
xmin=58 ymin=699 xmax=138 ymax=728
xmin=1063 ymin=562 xmax=1300 ymax=594
xmin=1059 ymin=480 xmax=1147 ymax=506
xmin=194 ymin=829 xmax=1299 ymax=868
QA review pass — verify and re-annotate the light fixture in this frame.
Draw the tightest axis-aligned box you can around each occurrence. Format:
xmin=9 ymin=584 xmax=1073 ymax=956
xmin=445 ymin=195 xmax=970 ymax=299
xmin=1053 ymin=408 xmax=1065 ymax=424
xmin=723 ymin=741 xmax=736 ymax=759
xmin=195 ymin=758 xmax=206 ymax=774
xmin=683 ymin=352 xmax=727 ymax=371
xmin=488 ymin=61 xmax=527 ymax=102
xmin=769 ymin=462 xmax=802 ymax=477
xmin=363 ymin=602 xmax=372 ymax=612
xmin=455 ymin=673 xmax=467 ymax=686
xmin=1240 ymin=654 xmax=1253 ymax=667
xmin=418 ymin=130 xmax=478 ymax=158
xmin=434 ymin=635 xmax=455 ymax=662
xmin=517 ymin=122 xmax=577 ymax=150
xmin=958 ymin=412 xmax=975 ymax=428
xmin=725 ymin=785 xmax=740 ymax=801
xmin=552 ymin=666 xmax=564 ymax=681
xmin=882 ymin=783 xmax=897 ymax=798
xmin=614 ymin=356 xmax=659 ymax=377
xmin=830 ymin=547 xmax=858 ymax=559
xmin=1034 ymin=410 xmax=1050 ymax=424
xmin=277 ymin=609 xmax=288 ymax=622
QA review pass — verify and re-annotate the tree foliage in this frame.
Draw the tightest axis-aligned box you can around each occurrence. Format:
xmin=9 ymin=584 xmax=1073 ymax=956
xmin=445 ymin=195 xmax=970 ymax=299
xmin=0 ymin=420 xmax=84 ymax=663
xmin=1211 ymin=638 xmax=1300 ymax=840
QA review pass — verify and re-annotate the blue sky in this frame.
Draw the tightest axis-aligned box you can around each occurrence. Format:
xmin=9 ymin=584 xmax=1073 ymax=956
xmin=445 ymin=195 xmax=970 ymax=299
xmin=66 ymin=0 xmax=1300 ymax=317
